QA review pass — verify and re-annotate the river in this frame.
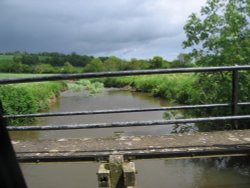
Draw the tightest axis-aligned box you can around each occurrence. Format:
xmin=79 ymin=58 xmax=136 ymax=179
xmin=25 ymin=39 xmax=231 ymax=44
xmin=10 ymin=89 xmax=250 ymax=188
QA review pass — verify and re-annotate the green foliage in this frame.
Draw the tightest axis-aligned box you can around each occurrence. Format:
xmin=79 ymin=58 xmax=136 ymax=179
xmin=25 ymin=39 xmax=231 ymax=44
xmin=0 ymin=55 xmax=14 ymax=62
xmin=103 ymin=74 xmax=197 ymax=104
xmin=183 ymin=0 xmax=250 ymax=66
xmin=0 ymin=86 xmax=39 ymax=123
xmin=67 ymin=79 xmax=104 ymax=95
xmin=83 ymin=58 xmax=105 ymax=72
xmin=183 ymin=0 xmax=250 ymax=125
xmin=0 ymin=52 xmax=194 ymax=74
xmin=104 ymin=56 xmax=128 ymax=71
xmin=150 ymin=56 xmax=162 ymax=68
xmin=0 ymin=81 xmax=65 ymax=125
xmin=125 ymin=58 xmax=150 ymax=70
xmin=21 ymin=54 xmax=39 ymax=65
xmin=61 ymin=62 xmax=77 ymax=73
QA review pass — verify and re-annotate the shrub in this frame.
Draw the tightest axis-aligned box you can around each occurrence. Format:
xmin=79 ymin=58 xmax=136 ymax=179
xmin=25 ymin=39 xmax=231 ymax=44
xmin=0 ymin=81 xmax=65 ymax=125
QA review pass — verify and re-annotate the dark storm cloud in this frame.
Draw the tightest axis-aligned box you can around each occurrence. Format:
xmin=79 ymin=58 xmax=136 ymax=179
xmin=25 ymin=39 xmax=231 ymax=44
xmin=0 ymin=0 xmax=206 ymax=59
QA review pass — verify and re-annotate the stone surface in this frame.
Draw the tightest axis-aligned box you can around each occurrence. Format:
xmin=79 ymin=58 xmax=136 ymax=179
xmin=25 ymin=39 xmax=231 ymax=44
xmin=13 ymin=130 xmax=250 ymax=162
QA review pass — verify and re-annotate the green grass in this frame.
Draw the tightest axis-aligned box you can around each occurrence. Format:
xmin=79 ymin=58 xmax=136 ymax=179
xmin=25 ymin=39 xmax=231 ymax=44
xmin=0 ymin=55 xmax=14 ymax=63
xmin=0 ymin=73 xmax=52 ymax=79
xmin=0 ymin=55 xmax=14 ymax=60
xmin=103 ymin=74 xmax=198 ymax=104
xmin=0 ymin=81 xmax=66 ymax=125
xmin=0 ymin=73 xmax=66 ymax=125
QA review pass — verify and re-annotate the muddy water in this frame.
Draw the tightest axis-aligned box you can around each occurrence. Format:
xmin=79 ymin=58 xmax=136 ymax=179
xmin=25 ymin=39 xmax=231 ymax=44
xmin=10 ymin=89 xmax=250 ymax=188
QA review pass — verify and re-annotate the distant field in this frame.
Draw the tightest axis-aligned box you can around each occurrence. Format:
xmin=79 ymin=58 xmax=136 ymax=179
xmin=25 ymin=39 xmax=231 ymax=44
xmin=0 ymin=73 xmax=51 ymax=79
xmin=0 ymin=55 xmax=14 ymax=60
xmin=0 ymin=55 xmax=14 ymax=62
xmin=0 ymin=54 xmax=49 ymax=62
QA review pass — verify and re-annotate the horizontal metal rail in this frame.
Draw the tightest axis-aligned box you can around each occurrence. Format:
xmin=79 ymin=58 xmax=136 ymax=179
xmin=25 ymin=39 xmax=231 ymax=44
xmin=0 ymin=65 xmax=250 ymax=85
xmin=4 ymin=102 xmax=250 ymax=119
xmin=7 ymin=115 xmax=250 ymax=131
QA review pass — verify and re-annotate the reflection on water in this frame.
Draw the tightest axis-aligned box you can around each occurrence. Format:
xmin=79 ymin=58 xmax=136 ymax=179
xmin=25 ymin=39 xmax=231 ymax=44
xmin=11 ymin=89 xmax=250 ymax=188
xmin=136 ymin=157 xmax=250 ymax=188
xmin=10 ymin=131 xmax=40 ymax=140
xmin=21 ymin=162 xmax=99 ymax=188
xmin=10 ymin=89 xmax=172 ymax=140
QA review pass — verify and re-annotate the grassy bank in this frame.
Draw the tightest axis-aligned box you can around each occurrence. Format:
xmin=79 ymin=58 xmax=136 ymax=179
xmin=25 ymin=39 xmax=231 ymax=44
xmin=103 ymin=74 xmax=198 ymax=104
xmin=0 ymin=82 xmax=66 ymax=125
xmin=102 ymin=73 xmax=250 ymax=131
xmin=0 ymin=73 xmax=66 ymax=125
xmin=0 ymin=73 xmax=105 ymax=125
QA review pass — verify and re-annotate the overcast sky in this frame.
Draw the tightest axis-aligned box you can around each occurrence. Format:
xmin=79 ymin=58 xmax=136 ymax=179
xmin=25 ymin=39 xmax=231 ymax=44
xmin=0 ymin=0 xmax=207 ymax=60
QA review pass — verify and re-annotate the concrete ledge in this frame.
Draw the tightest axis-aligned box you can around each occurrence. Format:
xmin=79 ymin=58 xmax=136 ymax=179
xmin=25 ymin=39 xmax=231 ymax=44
xmin=12 ymin=130 xmax=250 ymax=162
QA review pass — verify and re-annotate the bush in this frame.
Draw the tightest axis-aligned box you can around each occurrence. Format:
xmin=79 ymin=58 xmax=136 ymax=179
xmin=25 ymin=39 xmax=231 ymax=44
xmin=102 ymin=74 xmax=197 ymax=104
xmin=67 ymin=79 xmax=104 ymax=95
xmin=0 ymin=81 xmax=65 ymax=125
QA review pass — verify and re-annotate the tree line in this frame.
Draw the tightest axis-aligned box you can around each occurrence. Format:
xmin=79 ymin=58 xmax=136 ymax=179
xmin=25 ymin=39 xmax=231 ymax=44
xmin=0 ymin=52 xmax=193 ymax=74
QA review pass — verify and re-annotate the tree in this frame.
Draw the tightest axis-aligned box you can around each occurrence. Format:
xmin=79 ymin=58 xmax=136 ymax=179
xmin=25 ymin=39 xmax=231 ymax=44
xmin=171 ymin=53 xmax=193 ymax=68
xmin=61 ymin=62 xmax=75 ymax=73
xmin=83 ymin=58 xmax=105 ymax=72
xmin=183 ymin=0 xmax=250 ymax=66
xmin=21 ymin=54 xmax=39 ymax=65
xmin=126 ymin=58 xmax=150 ymax=70
xmin=104 ymin=56 xmax=127 ymax=71
xmin=150 ymin=56 xmax=164 ymax=68
xmin=182 ymin=0 xmax=250 ymax=128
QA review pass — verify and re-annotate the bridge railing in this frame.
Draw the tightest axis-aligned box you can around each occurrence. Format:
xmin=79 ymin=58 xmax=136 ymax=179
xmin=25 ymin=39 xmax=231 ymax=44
xmin=1 ymin=65 xmax=250 ymax=130
xmin=1 ymin=65 xmax=250 ymax=188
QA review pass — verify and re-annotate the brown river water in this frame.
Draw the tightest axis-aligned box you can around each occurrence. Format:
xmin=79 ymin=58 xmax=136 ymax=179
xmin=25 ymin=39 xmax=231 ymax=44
xmin=10 ymin=89 xmax=250 ymax=188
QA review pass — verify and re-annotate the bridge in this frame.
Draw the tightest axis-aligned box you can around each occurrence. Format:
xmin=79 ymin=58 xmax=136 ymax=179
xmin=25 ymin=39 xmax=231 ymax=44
xmin=1 ymin=65 xmax=250 ymax=188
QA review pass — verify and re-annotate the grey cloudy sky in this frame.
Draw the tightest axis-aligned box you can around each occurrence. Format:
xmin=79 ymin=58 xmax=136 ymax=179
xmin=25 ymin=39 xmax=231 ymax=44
xmin=0 ymin=0 xmax=206 ymax=60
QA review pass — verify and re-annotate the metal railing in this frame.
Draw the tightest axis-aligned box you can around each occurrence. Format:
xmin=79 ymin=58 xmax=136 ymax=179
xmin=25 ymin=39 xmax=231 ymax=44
xmin=1 ymin=65 xmax=250 ymax=130
xmin=1 ymin=65 xmax=250 ymax=188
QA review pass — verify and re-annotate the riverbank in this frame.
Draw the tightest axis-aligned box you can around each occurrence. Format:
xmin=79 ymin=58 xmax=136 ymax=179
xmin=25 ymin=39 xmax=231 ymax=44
xmin=0 ymin=81 xmax=66 ymax=125
xmin=10 ymin=87 xmax=249 ymax=188
xmin=103 ymin=74 xmax=198 ymax=104
xmin=0 ymin=73 xmax=104 ymax=125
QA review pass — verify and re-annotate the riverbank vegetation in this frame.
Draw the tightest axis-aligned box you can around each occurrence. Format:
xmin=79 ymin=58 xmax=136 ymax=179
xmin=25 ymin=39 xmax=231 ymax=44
xmin=103 ymin=74 xmax=197 ymax=104
xmin=0 ymin=73 xmax=105 ymax=125
xmin=0 ymin=0 xmax=249 ymax=127
xmin=67 ymin=79 xmax=104 ymax=95
xmin=0 ymin=81 xmax=66 ymax=125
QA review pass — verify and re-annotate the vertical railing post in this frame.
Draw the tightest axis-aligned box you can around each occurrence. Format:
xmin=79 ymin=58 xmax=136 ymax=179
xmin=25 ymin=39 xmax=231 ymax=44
xmin=0 ymin=100 xmax=27 ymax=188
xmin=232 ymin=67 xmax=239 ymax=128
